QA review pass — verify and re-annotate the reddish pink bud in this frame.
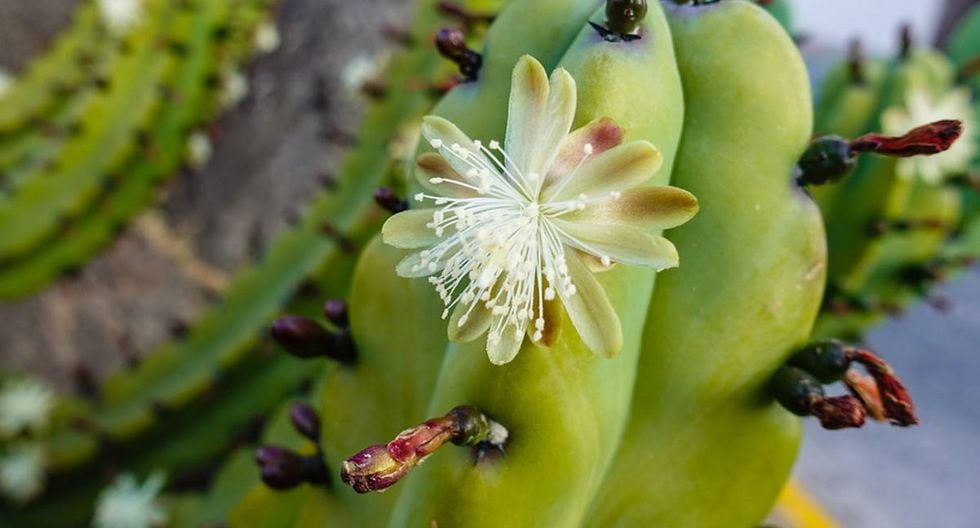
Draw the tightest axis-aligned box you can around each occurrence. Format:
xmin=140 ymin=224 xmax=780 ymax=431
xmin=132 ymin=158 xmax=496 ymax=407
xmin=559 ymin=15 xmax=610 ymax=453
xmin=811 ymin=395 xmax=867 ymax=429
xmin=847 ymin=349 xmax=919 ymax=426
xmin=850 ymin=120 xmax=962 ymax=157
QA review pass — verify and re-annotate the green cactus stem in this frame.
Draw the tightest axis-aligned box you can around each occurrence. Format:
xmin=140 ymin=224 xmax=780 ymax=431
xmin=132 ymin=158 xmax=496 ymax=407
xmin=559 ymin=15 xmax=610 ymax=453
xmin=2 ymin=0 xmax=492 ymax=524
xmin=0 ymin=1 xmax=113 ymax=136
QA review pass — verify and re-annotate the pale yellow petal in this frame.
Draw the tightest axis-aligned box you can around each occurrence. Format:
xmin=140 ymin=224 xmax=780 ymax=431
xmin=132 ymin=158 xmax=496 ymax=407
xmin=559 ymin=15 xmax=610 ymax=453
xmin=565 ymin=186 xmax=699 ymax=231
xmin=487 ymin=320 xmax=525 ymax=365
xmin=560 ymin=252 xmax=622 ymax=358
xmin=381 ymin=209 xmax=442 ymax=249
xmin=543 ymin=140 xmax=662 ymax=202
xmin=554 ymin=220 xmax=679 ymax=270
xmin=415 ymin=153 xmax=479 ymax=198
xmin=448 ymin=300 xmax=492 ymax=343
xmin=543 ymin=117 xmax=624 ymax=191
xmin=420 ymin=115 xmax=484 ymax=178
xmin=504 ymin=55 xmax=551 ymax=177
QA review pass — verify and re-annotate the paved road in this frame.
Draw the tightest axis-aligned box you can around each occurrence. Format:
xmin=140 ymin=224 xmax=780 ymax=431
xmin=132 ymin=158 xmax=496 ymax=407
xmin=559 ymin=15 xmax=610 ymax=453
xmin=795 ymin=267 xmax=980 ymax=527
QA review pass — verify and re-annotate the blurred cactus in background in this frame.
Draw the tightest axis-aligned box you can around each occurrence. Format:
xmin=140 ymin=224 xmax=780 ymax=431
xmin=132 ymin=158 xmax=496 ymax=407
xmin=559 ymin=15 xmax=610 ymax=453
xmin=0 ymin=0 xmax=976 ymax=526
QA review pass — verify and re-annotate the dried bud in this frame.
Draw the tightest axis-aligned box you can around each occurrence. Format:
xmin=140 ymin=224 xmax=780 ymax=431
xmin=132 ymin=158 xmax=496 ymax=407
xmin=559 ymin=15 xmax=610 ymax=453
xmin=290 ymin=403 xmax=321 ymax=442
xmin=844 ymin=370 xmax=886 ymax=421
xmin=850 ymin=120 xmax=962 ymax=157
xmin=810 ymin=395 xmax=867 ymax=429
xmin=847 ymin=349 xmax=919 ymax=426
xmin=340 ymin=406 xmax=504 ymax=494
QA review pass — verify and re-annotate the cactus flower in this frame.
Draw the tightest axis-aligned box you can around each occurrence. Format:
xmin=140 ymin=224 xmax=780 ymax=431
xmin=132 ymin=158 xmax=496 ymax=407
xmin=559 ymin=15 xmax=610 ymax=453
xmin=0 ymin=445 xmax=44 ymax=504
xmin=97 ymin=0 xmax=144 ymax=35
xmin=93 ymin=473 xmax=168 ymax=528
xmin=0 ymin=378 xmax=54 ymax=437
xmin=882 ymin=87 xmax=976 ymax=184
xmin=382 ymin=55 xmax=698 ymax=364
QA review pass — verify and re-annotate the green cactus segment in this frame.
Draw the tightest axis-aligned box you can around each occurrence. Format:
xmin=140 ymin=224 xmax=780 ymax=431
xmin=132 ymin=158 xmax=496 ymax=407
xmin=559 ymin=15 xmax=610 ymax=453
xmin=0 ymin=0 xmax=240 ymax=299
xmin=0 ymin=0 xmax=181 ymax=262
xmin=947 ymin=4 xmax=980 ymax=93
xmin=0 ymin=350 xmax=314 ymax=527
xmin=761 ymin=0 xmax=793 ymax=34
xmin=0 ymin=1 xmax=110 ymax=135
xmin=588 ymin=3 xmax=824 ymax=527
xmin=9 ymin=0 xmax=453 ymax=496
xmin=813 ymin=47 xmax=969 ymax=340
xmin=388 ymin=4 xmax=685 ymax=527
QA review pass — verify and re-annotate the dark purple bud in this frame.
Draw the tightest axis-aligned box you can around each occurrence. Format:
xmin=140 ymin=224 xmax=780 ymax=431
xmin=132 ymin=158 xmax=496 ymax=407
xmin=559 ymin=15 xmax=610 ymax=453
xmin=270 ymin=316 xmax=333 ymax=359
xmin=290 ymin=403 xmax=321 ymax=441
xmin=323 ymin=299 xmax=349 ymax=328
xmin=374 ymin=187 xmax=408 ymax=214
xmin=435 ymin=28 xmax=482 ymax=81
xmin=255 ymin=446 xmax=307 ymax=490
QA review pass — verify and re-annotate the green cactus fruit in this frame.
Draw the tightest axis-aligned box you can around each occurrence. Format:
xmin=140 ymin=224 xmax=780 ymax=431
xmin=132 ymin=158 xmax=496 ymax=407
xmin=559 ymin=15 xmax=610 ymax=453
xmin=586 ymin=2 xmax=825 ymax=526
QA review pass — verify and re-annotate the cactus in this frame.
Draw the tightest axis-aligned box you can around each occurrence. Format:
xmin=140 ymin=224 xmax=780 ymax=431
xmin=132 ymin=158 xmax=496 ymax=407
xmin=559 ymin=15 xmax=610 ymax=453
xmin=212 ymin=2 xmax=913 ymax=527
xmin=807 ymin=26 xmax=978 ymax=341
xmin=0 ymin=0 xmax=280 ymax=298
xmin=0 ymin=1 xmax=498 ymax=525
xmin=0 ymin=1 xmax=938 ymax=526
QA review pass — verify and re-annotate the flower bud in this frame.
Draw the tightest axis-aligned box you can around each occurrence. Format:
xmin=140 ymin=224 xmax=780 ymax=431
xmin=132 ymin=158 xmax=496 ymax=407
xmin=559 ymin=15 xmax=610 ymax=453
xmin=606 ymin=0 xmax=648 ymax=36
xmin=255 ymin=446 xmax=307 ymax=490
xmin=290 ymin=403 xmax=321 ymax=442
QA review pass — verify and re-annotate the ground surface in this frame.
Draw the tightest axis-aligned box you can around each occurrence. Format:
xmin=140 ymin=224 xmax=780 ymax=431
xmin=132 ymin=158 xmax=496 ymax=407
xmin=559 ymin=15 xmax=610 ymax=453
xmin=0 ymin=1 xmax=977 ymax=527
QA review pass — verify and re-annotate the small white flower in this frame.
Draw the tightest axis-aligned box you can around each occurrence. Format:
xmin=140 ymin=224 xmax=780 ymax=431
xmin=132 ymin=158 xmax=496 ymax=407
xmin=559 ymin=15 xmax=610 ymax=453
xmin=0 ymin=68 xmax=13 ymax=100
xmin=221 ymin=68 xmax=249 ymax=109
xmin=382 ymin=55 xmax=699 ymax=364
xmin=883 ymin=87 xmax=977 ymax=184
xmin=341 ymin=52 xmax=389 ymax=98
xmin=97 ymin=0 xmax=144 ymax=35
xmin=94 ymin=472 xmax=167 ymax=528
xmin=254 ymin=21 xmax=281 ymax=54
xmin=187 ymin=132 xmax=212 ymax=168
xmin=0 ymin=378 xmax=55 ymax=437
xmin=0 ymin=445 xmax=45 ymax=504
